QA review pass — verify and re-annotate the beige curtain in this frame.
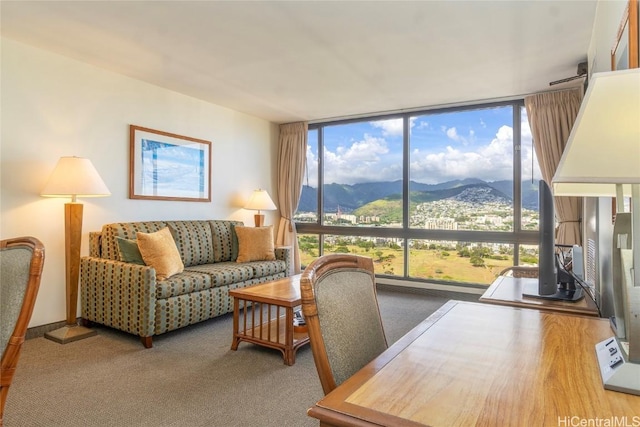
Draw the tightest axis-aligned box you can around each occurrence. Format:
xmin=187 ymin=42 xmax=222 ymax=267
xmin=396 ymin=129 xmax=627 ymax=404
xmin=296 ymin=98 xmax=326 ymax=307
xmin=524 ymin=88 xmax=583 ymax=246
xmin=276 ymin=122 xmax=308 ymax=274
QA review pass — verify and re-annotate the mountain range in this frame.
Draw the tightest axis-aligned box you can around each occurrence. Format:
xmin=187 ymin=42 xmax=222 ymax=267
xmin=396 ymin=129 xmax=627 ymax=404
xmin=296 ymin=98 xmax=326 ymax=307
xmin=297 ymin=179 xmax=540 ymax=213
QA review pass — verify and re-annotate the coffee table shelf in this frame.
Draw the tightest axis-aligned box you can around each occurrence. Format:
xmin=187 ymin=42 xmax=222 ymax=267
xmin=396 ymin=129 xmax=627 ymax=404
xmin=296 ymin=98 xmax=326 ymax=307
xmin=240 ymin=313 xmax=308 ymax=345
xmin=230 ymin=275 xmax=309 ymax=365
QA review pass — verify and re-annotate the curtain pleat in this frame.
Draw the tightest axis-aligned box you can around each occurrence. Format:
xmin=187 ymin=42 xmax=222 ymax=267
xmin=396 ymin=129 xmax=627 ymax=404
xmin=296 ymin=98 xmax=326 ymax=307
xmin=524 ymin=88 xmax=583 ymax=245
xmin=276 ymin=122 xmax=308 ymax=274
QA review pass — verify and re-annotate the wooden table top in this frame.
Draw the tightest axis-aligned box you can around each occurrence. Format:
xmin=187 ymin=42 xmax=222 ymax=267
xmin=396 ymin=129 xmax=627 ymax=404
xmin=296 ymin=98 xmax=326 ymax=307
xmin=229 ymin=274 xmax=301 ymax=306
xmin=480 ymin=275 xmax=600 ymax=317
xmin=308 ymin=300 xmax=640 ymax=427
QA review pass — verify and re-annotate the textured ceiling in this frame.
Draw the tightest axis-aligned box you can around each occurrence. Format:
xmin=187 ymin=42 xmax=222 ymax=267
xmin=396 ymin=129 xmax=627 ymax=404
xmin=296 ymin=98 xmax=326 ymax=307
xmin=1 ymin=1 xmax=597 ymax=123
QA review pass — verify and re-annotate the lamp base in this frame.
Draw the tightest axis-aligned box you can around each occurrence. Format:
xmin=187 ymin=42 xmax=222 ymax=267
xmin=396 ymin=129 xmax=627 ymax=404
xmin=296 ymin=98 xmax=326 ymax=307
xmin=44 ymin=324 xmax=97 ymax=344
xmin=254 ymin=214 xmax=265 ymax=227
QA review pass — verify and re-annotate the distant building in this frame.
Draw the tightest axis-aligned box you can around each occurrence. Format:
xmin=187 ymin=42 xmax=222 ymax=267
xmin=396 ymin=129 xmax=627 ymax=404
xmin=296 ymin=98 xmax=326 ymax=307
xmin=425 ymin=218 xmax=458 ymax=230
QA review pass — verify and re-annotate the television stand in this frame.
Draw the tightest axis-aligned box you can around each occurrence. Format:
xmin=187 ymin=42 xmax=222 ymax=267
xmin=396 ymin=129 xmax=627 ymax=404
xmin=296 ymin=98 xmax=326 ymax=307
xmin=480 ymin=276 xmax=598 ymax=316
xmin=522 ymin=281 xmax=584 ymax=302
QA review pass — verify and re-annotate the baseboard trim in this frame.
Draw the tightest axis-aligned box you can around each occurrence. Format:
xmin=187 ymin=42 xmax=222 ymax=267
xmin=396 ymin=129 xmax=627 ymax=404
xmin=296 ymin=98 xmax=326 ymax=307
xmin=376 ymin=281 xmax=482 ymax=302
xmin=376 ymin=277 xmax=485 ymax=296
xmin=26 ymin=320 xmax=74 ymax=340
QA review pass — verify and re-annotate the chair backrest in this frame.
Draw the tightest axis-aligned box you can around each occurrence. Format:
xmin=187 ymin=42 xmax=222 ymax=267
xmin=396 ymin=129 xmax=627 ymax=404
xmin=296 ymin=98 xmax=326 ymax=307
xmin=1 ymin=236 xmax=44 ymax=425
xmin=300 ymin=254 xmax=387 ymax=394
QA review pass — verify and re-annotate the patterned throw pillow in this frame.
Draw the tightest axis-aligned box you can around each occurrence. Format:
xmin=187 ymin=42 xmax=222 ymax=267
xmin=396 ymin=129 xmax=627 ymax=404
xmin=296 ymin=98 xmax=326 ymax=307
xmin=136 ymin=227 xmax=184 ymax=280
xmin=115 ymin=237 xmax=145 ymax=265
xmin=235 ymin=225 xmax=276 ymax=263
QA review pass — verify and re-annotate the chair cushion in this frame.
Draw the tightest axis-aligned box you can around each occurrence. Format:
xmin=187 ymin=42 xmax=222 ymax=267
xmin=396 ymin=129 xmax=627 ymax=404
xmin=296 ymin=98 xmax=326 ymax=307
xmin=316 ymin=269 xmax=387 ymax=386
xmin=0 ymin=247 xmax=31 ymax=355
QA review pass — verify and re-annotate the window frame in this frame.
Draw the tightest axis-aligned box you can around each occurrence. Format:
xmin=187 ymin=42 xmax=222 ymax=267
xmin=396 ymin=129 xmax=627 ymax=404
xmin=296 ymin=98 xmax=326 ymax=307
xmin=296 ymin=99 xmax=538 ymax=287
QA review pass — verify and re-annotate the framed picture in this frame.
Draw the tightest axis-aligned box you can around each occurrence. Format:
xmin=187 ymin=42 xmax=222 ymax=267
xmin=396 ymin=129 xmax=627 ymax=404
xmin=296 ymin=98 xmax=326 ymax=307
xmin=611 ymin=0 xmax=639 ymax=71
xmin=129 ymin=125 xmax=211 ymax=202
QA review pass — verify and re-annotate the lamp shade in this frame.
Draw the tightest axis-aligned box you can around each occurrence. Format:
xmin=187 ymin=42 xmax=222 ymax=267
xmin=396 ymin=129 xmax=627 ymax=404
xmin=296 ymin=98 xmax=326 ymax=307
xmin=244 ymin=189 xmax=277 ymax=212
xmin=552 ymin=69 xmax=640 ymax=197
xmin=41 ymin=156 xmax=111 ymax=199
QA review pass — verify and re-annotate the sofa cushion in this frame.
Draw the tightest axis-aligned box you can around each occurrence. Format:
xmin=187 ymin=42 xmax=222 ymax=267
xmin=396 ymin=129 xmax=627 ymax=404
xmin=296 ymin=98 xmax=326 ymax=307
xmin=137 ymin=227 xmax=184 ymax=281
xmin=186 ymin=262 xmax=254 ymax=287
xmin=235 ymin=225 xmax=276 ymax=263
xmin=247 ymin=259 xmax=288 ymax=278
xmin=100 ymin=221 xmax=167 ymax=261
xmin=210 ymin=220 xmax=242 ymax=262
xmin=116 ymin=237 xmax=145 ymax=265
xmin=166 ymin=221 xmax=215 ymax=267
xmin=155 ymin=270 xmax=213 ymax=299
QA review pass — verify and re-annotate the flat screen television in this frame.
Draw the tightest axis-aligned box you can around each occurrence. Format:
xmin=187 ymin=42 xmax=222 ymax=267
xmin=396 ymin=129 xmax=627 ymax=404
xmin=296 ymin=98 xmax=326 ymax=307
xmin=523 ymin=180 xmax=583 ymax=302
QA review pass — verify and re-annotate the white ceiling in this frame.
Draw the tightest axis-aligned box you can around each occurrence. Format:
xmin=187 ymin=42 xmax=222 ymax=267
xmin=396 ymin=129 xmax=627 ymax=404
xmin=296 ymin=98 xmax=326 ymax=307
xmin=1 ymin=1 xmax=597 ymax=124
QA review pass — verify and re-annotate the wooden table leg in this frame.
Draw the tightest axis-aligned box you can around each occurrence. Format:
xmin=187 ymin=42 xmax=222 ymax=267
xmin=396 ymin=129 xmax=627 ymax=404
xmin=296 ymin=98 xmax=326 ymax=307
xmin=283 ymin=306 xmax=295 ymax=365
xmin=231 ymin=297 xmax=240 ymax=350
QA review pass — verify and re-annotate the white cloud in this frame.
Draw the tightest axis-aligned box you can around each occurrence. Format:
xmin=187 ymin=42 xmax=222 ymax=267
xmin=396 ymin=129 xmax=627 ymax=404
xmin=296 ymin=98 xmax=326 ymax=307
xmin=306 ymin=122 xmax=530 ymax=187
xmin=415 ymin=120 xmax=431 ymax=130
xmin=410 ymin=125 xmax=514 ymax=183
xmin=304 ymin=144 xmax=319 ymax=188
xmin=323 ymin=134 xmax=399 ymax=184
xmin=520 ymin=114 xmax=542 ymax=180
xmin=446 ymin=127 xmax=464 ymax=143
xmin=369 ymin=117 xmax=416 ymax=136
xmin=444 ymin=126 xmax=476 ymax=145
xmin=370 ymin=119 xmax=402 ymax=136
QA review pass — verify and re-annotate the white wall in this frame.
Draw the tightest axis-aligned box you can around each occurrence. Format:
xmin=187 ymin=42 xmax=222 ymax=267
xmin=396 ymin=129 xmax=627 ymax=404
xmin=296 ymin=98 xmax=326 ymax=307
xmin=588 ymin=0 xmax=628 ymax=74
xmin=1 ymin=38 xmax=279 ymax=327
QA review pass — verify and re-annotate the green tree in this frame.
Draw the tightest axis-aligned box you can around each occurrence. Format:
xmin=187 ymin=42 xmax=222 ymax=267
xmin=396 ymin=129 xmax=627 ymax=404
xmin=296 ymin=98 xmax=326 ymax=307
xmin=470 ymin=256 xmax=485 ymax=267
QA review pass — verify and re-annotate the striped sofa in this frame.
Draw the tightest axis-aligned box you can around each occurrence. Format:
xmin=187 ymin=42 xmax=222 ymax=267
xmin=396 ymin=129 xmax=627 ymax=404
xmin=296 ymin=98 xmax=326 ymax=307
xmin=80 ymin=220 xmax=291 ymax=348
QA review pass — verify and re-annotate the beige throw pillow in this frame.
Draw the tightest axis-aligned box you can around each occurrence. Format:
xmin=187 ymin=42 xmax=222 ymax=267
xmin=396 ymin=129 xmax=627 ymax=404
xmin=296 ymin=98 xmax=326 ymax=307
xmin=136 ymin=227 xmax=184 ymax=280
xmin=235 ymin=225 xmax=276 ymax=263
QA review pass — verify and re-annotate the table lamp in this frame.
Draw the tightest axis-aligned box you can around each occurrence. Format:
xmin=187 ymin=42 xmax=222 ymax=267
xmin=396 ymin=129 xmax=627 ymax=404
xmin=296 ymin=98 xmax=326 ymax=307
xmin=552 ymin=68 xmax=640 ymax=395
xmin=244 ymin=189 xmax=277 ymax=227
xmin=41 ymin=156 xmax=111 ymax=343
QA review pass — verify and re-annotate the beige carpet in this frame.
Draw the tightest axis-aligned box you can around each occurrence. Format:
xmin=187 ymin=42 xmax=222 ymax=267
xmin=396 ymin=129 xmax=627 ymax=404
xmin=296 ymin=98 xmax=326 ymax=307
xmin=4 ymin=287 xmax=479 ymax=427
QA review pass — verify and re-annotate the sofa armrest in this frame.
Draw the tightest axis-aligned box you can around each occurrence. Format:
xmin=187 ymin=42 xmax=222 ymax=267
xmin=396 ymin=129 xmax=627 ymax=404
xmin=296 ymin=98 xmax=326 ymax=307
xmin=80 ymin=256 xmax=156 ymax=338
xmin=275 ymin=246 xmax=292 ymax=277
xmin=88 ymin=231 xmax=102 ymax=258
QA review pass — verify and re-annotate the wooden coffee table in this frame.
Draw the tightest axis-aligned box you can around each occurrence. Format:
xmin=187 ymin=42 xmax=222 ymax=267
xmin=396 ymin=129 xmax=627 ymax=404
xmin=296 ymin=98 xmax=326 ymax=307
xmin=230 ymin=274 xmax=309 ymax=365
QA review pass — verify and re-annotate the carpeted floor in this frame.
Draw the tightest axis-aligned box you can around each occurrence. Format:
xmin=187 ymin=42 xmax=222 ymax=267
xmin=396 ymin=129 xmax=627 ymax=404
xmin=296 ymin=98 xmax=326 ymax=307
xmin=4 ymin=287 xmax=479 ymax=427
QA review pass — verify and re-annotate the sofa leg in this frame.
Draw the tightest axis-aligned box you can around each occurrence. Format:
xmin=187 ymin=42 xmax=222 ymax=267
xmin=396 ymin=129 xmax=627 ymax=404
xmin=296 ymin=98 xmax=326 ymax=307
xmin=141 ymin=336 xmax=153 ymax=348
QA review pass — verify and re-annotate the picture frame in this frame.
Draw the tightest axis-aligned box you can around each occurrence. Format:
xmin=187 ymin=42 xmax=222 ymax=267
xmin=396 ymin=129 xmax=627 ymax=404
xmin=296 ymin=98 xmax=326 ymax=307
xmin=611 ymin=0 xmax=639 ymax=71
xmin=129 ymin=125 xmax=211 ymax=202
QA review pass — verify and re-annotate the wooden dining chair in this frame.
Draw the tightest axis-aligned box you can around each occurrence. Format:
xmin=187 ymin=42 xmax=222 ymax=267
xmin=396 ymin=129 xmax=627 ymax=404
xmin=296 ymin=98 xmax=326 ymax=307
xmin=300 ymin=254 xmax=387 ymax=395
xmin=1 ymin=237 xmax=45 ymax=426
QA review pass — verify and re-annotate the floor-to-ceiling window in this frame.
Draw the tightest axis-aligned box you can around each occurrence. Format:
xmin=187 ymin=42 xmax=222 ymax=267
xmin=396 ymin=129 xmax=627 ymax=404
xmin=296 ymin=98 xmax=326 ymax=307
xmin=296 ymin=100 xmax=541 ymax=288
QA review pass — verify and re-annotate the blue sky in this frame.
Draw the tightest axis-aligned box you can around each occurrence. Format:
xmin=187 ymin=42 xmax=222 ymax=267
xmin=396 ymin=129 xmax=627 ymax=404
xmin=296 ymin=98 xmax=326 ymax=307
xmin=306 ymin=106 xmax=541 ymax=187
